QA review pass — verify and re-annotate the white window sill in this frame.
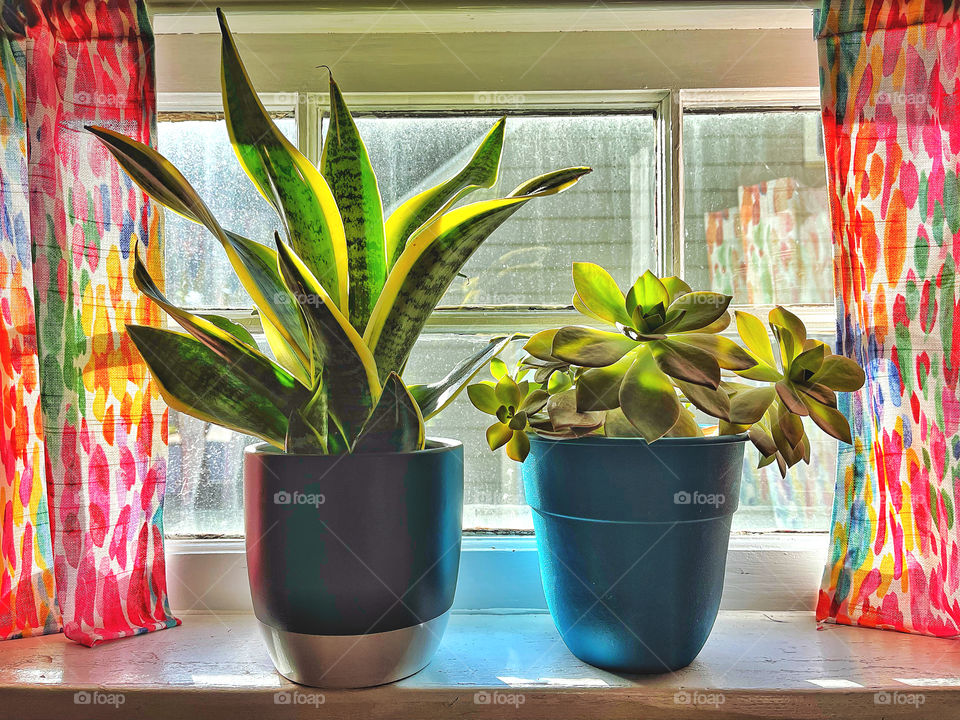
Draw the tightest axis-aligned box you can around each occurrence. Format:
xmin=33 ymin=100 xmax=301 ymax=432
xmin=3 ymin=611 xmax=957 ymax=718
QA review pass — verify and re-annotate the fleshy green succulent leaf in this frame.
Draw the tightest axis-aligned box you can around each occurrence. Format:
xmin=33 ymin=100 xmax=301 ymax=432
xmin=699 ymin=311 xmax=732 ymax=335
xmin=775 ymin=380 xmax=809 ymax=416
xmin=809 ymin=355 xmax=866 ymax=391
xmin=801 ymin=382 xmax=838 ymax=408
xmin=651 ymin=338 xmax=721 ymax=389
xmin=769 ymin=306 xmax=807 ymax=345
xmin=127 ymin=325 xmax=288 ymax=448
xmin=618 ymin=346 xmax=681 ymax=442
xmin=85 ymin=125 xmax=314 ymax=374
xmin=727 ymin=386 xmax=776 ymax=425
xmin=547 ymin=371 xmax=573 ymax=393
xmin=490 ymin=357 xmax=509 ymax=380
xmin=778 ymin=409 xmax=805 ymax=449
xmin=735 ymin=310 xmax=777 ymax=368
xmin=353 ymin=373 xmax=425 ymax=453
xmin=506 ymin=430 xmax=531 ymax=462
xmin=320 ymin=74 xmax=387 ymax=333
xmin=385 ymin=117 xmax=505 ymax=269
xmin=674 ymin=333 xmax=757 ymax=371
xmin=576 ymin=352 xmax=635 ymax=411
xmin=748 ymin=426 xmax=778 ymax=457
xmin=132 ymin=250 xmax=307 ymax=412
xmin=546 ymin=389 xmax=605 ymax=432
xmin=198 ymin=313 xmax=258 ymax=349
xmin=675 ymin=378 xmax=731 ymax=421
xmin=486 ymin=421 xmax=513 ymax=450
xmin=275 ymin=235 xmax=381 ymax=441
xmin=365 ymin=167 xmax=591 ymax=380
xmin=551 ymin=326 xmax=638 ymax=367
xmin=572 ymin=292 xmax=606 ymax=323
xmin=468 ymin=382 xmax=501 ymax=415
xmin=801 ymin=393 xmax=853 ymax=444
xmin=603 ymin=407 xmax=642 ymax=437
xmin=508 ymin=410 xmax=528 ymax=431
xmin=789 ymin=343 xmax=826 ymax=384
xmin=665 ymin=406 xmax=703 ymax=438
xmin=524 ymin=329 xmax=560 ymax=362
xmin=625 ymin=271 xmax=669 ymax=319
xmin=521 ymin=389 xmax=550 ymax=414
xmin=665 ymin=292 xmax=732 ymax=333
xmin=409 ymin=335 xmax=515 ymax=419
xmin=661 ymin=276 xmax=693 ymax=304
xmin=573 ymin=262 xmax=632 ymax=327
xmin=495 ymin=375 xmax=523 ymax=409
xmin=218 ymin=11 xmax=348 ymax=310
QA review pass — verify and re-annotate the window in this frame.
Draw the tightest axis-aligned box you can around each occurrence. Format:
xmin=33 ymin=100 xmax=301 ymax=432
xmin=159 ymin=90 xmax=834 ymax=537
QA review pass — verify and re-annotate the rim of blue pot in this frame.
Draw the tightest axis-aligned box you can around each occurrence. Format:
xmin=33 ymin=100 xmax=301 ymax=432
xmin=528 ymin=433 xmax=748 ymax=448
xmin=244 ymin=436 xmax=463 ymax=458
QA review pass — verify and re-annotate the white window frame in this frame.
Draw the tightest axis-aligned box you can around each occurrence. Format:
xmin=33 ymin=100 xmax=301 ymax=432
xmin=157 ymin=87 xmax=835 ymax=614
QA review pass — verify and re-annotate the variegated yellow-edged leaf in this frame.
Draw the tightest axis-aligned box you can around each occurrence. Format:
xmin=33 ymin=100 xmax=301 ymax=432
xmin=364 ymin=167 xmax=591 ymax=381
xmin=320 ymin=74 xmax=386 ymax=333
xmin=86 ymin=125 xmax=312 ymax=371
xmin=259 ymin=310 xmax=311 ymax=386
xmin=385 ymin=117 xmax=506 ymax=270
xmin=275 ymin=234 xmax=381 ymax=442
xmin=132 ymin=249 xmax=308 ymax=414
xmin=128 ymin=325 xmax=288 ymax=448
xmin=353 ymin=373 xmax=425 ymax=453
xmin=408 ymin=335 xmax=515 ymax=419
xmin=218 ymin=9 xmax=348 ymax=311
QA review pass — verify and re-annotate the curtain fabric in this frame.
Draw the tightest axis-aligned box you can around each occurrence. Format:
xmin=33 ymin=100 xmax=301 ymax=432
xmin=817 ymin=1 xmax=960 ymax=635
xmin=0 ymin=0 xmax=177 ymax=645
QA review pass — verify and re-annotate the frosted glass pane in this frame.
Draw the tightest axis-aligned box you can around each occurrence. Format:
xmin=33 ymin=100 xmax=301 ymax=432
xmin=348 ymin=114 xmax=658 ymax=306
xmin=683 ymin=111 xmax=834 ymax=305
xmin=157 ymin=117 xmax=296 ymax=308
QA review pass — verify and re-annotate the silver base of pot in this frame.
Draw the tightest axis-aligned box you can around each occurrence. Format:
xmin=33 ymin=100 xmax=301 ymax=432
xmin=258 ymin=611 xmax=450 ymax=688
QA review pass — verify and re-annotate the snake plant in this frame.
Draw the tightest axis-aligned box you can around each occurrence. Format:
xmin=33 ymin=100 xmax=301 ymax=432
xmin=468 ymin=263 xmax=865 ymax=473
xmin=88 ymin=10 xmax=589 ymax=454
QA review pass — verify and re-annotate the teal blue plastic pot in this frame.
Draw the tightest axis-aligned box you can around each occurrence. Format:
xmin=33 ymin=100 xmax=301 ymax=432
xmin=522 ymin=433 xmax=746 ymax=674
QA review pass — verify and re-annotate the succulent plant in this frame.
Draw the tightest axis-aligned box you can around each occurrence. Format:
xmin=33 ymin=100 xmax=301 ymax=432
xmin=88 ymin=10 xmax=589 ymax=455
xmin=468 ymin=263 xmax=865 ymax=472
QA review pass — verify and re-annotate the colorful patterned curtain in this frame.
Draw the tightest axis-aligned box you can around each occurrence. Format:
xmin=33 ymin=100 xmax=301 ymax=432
xmin=0 ymin=0 xmax=177 ymax=645
xmin=817 ymin=1 xmax=960 ymax=635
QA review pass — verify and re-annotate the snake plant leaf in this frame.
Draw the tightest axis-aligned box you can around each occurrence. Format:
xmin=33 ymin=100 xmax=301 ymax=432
xmin=85 ymin=127 xmax=313 ymax=372
xmin=353 ymin=373 xmax=425 ymax=453
xmin=524 ymin=329 xmax=560 ymax=362
xmin=735 ymin=310 xmax=777 ymax=368
xmin=218 ymin=10 xmax=348 ymax=310
xmin=468 ymin=382 xmax=500 ymax=414
xmin=665 ymin=292 xmax=732 ymax=333
xmin=665 ymin=407 xmax=703 ymax=438
xmin=573 ymin=262 xmax=633 ymax=327
xmin=625 ymin=271 xmax=669 ymax=320
xmin=809 ymin=355 xmax=866 ymax=391
xmin=661 ymin=276 xmax=693 ymax=304
xmin=551 ymin=326 xmax=638 ymax=367
xmin=775 ymin=380 xmax=808 ymax=416
xmin=365 ymin=167 xmax=591 ymax=380
xmin=801 ymin=393 xmax=853 ymax=444
xmin=674 ymin=334 xmax=757 ymax=371
xmin=409 ymin=335 xmax=514 ymax=419
xmin=198 ymin=313 xmax=257 ymax=349
xmin=259 ymin=311 xmax=311 ymax=386
xmin=576 ymin=352 xmax=635 ymax=411
xmin=320 ymin=74 xmax=386 ymax=333
xmin=127 ymin=325 xmax=288 ymax=448
xmin=618 ymin=346 xmax=681 ymax=442
xmin=132 ymin=250 xmax=307 ymax=413
xmin=486 ymin=421 xmax=514 ymax=450
xmin=651 ymin=338 xmax=721 ymax=389
xmin=286 ymin=406 xmax=328 ymax=454
xmin=275 ymin=235 xmax=381 ymax=441
xmin=385 ymin=117 xmax=506 ymax=270
xmin=727 ymin=386 xmax=776 ymax=425
xmin=506 ymin=430 xmax=531 ymax=462
xmin=675 ymin=378 xmax=731 ymax=420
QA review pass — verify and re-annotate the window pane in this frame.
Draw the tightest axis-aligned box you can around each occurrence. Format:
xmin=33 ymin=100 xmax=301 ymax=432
xmin=683 ymin=111 xmax=833 ymax=305
xmin=157 ymin=115 xmax=296 ymax=308
xmin=349 ymin=113 xmax=657 ymax=306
